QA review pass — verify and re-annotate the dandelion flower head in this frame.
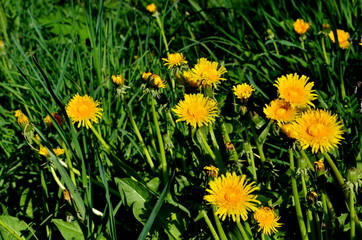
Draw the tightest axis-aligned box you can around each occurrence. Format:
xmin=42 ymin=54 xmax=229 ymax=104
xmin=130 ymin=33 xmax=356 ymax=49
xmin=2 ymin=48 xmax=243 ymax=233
xmin=65 ymin=93 xmax=103 ymax=129
xmin=263 ymin=99 xmax=297 ymax=123
xmin=162 ymin=53 xmax=187 ymax=69
xmin=233 ymin=83 xmax=255 ymax=101
xmin=279 ymin=123 xmax=298 ymax=139
xmin=146 ymin=3 xmax=157 ymax=13
xmin=254 ymin=207 xmax=282 ymax=235
xmin=204 ymin=165 xmax=219 ymax=178
xmin=15 ymin=110 xmax=29 ymax=127
xmin=172 ymin=93 xmax=218 ymax=128
xmin=112 ymin=75 xmax=125 ymax=85
xmin=274 ymin=73 xmax=317 ymax=108
xmin=181 ymin=70 xmax=200 ymax=88
xmin=39 ymin=146 xmax=65 ymax=157
xmin=328 ymin=29 xmax=351 ymax=49
xmin=292 ymin=109 xmax=344 ymax=153
xmin=189 ymin=58 xmax=227 ymax=88
xmin=204 ymin=172 xmax=260 ymax=222
xmin=293 ymin=19 xmax=311 ymax=35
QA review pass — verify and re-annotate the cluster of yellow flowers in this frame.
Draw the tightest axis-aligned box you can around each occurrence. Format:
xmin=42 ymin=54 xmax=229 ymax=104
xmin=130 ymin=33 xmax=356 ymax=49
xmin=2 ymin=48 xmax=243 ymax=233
xmin=293 ymin=18 xmax=353 ymax=49
xmin=263 ymin=73 xmax=344 ymax=154
xmin=204 ymin=171 xmax=282 ymax=235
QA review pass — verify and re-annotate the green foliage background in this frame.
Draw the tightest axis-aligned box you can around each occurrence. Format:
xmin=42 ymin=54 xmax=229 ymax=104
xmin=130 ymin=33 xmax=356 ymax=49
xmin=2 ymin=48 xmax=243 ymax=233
xmin=0 ymin=0 xmax=361 ymax=239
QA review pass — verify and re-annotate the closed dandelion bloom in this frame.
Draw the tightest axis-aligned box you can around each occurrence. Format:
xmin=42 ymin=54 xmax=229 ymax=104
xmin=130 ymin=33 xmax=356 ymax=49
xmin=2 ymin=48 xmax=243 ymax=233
xmin=328 ymin=29 xmax=351 ymax=49
xmin=14 ymin=110 xmax=29 ymax=127
xmin=162 ymin=53 xmax=187 ymax=68
xmin=204 ymin=165 xmax=219 ymax=178
xmin=204 ymin=172 xmax=260 ymax=222
xmin=274 ymin=73 xmax=317 ymax=108
xmin=254 ymin=207 xmax=282 ymax=235
xmin=146 ymin=3 xmax=157 ymax=13
xmin=279 ymin=123 xmax=298 ymax=139
xmin=292 ymin=109 xmax=344 ymax=153
xmin=65 ymin=93 xmax=103 ymax=129
xmin=142 ymin=72 xmax=152 ymax=81
xmin=182 ymin=70 xmax=200 ymax=88
xmin=112 ymin=75 xmax=125 ymax=85
xmin=172 ymin=93 xmax=218 ymax=128
xmin=150 ymin=74 xmax=166 ymax=88
xmin=293 ymin=19 xmax=311 ymax=35
xmin=263 ymin=99 xmax=297 ymax=123
xmin=233 ymin=83 xmax=255 ymax=101
xmin=190 ymin=58 xmax=227 ymax=88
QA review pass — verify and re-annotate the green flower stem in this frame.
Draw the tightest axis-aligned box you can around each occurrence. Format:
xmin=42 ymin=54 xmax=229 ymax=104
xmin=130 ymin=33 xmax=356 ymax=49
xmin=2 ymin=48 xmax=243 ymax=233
xmin=212 ymin=206 xmax=228 ymax=240
xmin=272 ymin=41 xmax=280 ymax=55
xmin=300 ymin=38 xmax=308 ymax=62
xmin=201 ymin=210 xmax=220 ymax=240
xmin=124 ymin=102 xmax=155 ymax=171
xmin=151 ymin=98 xmax=168 ymax=184
xmin=289 ymin=148 xmax=309 ymax=240
xmin=321 ymin=37 xmax=330 ymax=65
xmin=243 ymin=141 xmax=257 ymax=182
xmin=300 ymin=171 xmax=316 ymax=240
xmin=90 ymin=125 xmax=112 ymax=152
xmin=243 ymin=221 xmax=253 ymax=239
xmin=221 ymin=122 xmax=239 ymax=162
xmin=236 ymin=221 xmax=249 ymax=240
xmin=209 ymin=125 xmax=224 ymax=168
xmin=321 ymin=191 xmax=330 ymax=239
xmin=299 ymin=149 xmax=314 ymax=170
xmin=349 ymin=191 xmax=356 ymax=240
xmin=60 ymin=138 xmax=76 ymax=187
xmin=50 ymin=166 xmax=66 ymax=190
xmin=249 ymin=114 xmax=266 ymax=165
xmin=198 ymin=128 xmax=226 ymax=173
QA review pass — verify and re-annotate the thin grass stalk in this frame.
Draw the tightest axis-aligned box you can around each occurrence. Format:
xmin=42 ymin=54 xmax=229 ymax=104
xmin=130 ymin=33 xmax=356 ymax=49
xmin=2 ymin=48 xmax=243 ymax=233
xmin=249 ymin=113 xmax=266 ymax=165
xmin=60 ymin=138 xmax=76 ymax=186
xmin=201 ymin=210 xmax=220 ymax=240
xmin=321 ymin=37 xmax=330 ymax=65
xmin=150 ymin=97 xmax=168 ymax=184
xmin=236 ymin=221 xmax=249 ymax=240
xmin=289 ymin=148 xmax=309 ymax=240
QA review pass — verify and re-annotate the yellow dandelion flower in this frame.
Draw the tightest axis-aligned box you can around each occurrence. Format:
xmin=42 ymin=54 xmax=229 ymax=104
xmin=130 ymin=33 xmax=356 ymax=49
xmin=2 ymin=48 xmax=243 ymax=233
xmin=292 ymin=109 xmax=344 ymax=153
xmin=264 ymin=99 xmax=298 ymax=123
xmin=146 ymin=3 xmax=157 ymax=13
xmin=328 ymin=29 xmax=351 ymax=49
xmin=279 ymin=123 xmax=298 ymax=139
xmin=14 ymin=110 xmax=29 ymax=127
xmin=232 ymin=83 xmax=255 ymax=101
xmin=142 ymin=72 xmax=152 ymax=81
xmin=274 ymin=73 xmax=317 ymax=108
xmin=182 ymin=70 xmax=200 ymax=88
xmin=172 ymin=93 xmax=218 ymax=128
xmin=254 ymin=207 xmax=282 ymax=235
xmin=65 ymin=93 xmax=103 ymax=129
xmin=204 ymin=172 xmax=260 ymax=222
xmin=112 ymin=75 xmax=125 ymax=85
xmin=204 ymin=165 xmax=219 ymax=178
xmin=190 ymin=58 xmax=227 ymax=88
xmin=162 ymin=53 xmax=187 ymax=69
xmin=293 ymin=19 xmax=311 ymax=35
xmin=150 ymin=74 xmax=166 ymax=88
xmin=39 ymin=146 xmax=65 ymax=157
xmin=314 ymin=160 xmax=325 ymax=172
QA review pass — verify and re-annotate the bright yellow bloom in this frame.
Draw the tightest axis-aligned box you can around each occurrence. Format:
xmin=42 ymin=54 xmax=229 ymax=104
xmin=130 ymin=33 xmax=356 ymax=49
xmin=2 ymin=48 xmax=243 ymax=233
xmin=142 ymin=72 xmax=152 ymax=81
xmin=274 ymin=73 xmax=317 ymax=108
xmin=150 ymin=74 xmax=166 ymax=88
xmin=204 ymin=165 xmax=219 ymax=178
xmin=263 ymin=99 xmax=297 ymax=123
xmin=328 ymin=29 xmax=351 ymax=49
xmin=38 ymin=146 xmax=65 ymax=157
xmin=189 ymin=58 xmax=227 ymax=88
xmin=162 ymin=53 xmax=187 ymax=68
xmin=181 ymin=70 xmax=200 ymax=88
xmin=279 ymin=123 xmax=298 ymax=139
xmin=112 ymin=75 xmax=125 ymax=85
xmin=146 ymin=3 xmax=157 ymax=13
xmin=65 ymin=93 xmax=103 ymax=129
xmin=204 ymin=172 xmax=260 ymax=222
xmin=232 ymin=83 xmax=255 ymax=101
xmin=254 ymin=207 xmax=282 ymax=235
xmin=292 ymin=109 xmax=344 ymax=153
xmin=293 ymin=19 xmax=311 ymax=35
xmin=172 ymin=93 xmax=218 ymax=128
xmin=14 ymin=110 xmax=29 ymax=127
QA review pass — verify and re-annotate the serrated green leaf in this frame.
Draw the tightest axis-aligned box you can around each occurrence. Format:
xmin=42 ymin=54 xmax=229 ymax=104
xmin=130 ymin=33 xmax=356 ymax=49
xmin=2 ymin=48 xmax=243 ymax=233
xmin=52 ymin=219 xmax=84 ymax=240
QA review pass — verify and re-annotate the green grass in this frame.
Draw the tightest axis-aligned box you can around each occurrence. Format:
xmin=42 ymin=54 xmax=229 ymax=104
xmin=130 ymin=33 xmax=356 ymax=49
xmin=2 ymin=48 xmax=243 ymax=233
xmin=0 ymin=0 xmax=362 ymax=239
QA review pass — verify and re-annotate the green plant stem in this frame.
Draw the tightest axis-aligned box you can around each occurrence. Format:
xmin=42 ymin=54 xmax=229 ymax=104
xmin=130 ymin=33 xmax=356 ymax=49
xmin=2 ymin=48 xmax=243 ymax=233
xmin=124 ymin=101 xmax=155 ymax=171
xmin=201 ymin=210 xmax=220 ymax=240
xmin=300 ymin=38 xmax=308 ymax=62
xmin=50 ymin=166 xmax=66 ymax=190
xmin=349 ymin=191 xmax=356 ymax=240
xmin=243 ymin=221 xmax=253 ymax=239
xmin=198 ymin=128 xmax=226 ymax=173
xmin=60 ymin=138 xmax=76 ymax=187
xmin=289 ymin=148 xmax=309 ymax=240
xmin=272 ymin=41 xmax=279 ymax=55
xmin=212 ymin=206 xmax=228 ymax=240
xmin=151 ymin=98 xmax=168 ymax=184
xmin=299 ymin=149 xmax=314 ymax=170
xmin=221 ymin=122 xmax=239 ymax=162
xmin=208 ymin=125 xmax=224 ymax=169
xmin=321 ymin=37 xmax=330 ymax=65
xmin=300 ymin=171 xmax=315 ymax=240
xmin=236 ymin=221 xmax=249 ymax=240
xmin=249 ymin=113 xmax=266 ymax=165
xmin=243 ymin=141 xmax=257 ymax=181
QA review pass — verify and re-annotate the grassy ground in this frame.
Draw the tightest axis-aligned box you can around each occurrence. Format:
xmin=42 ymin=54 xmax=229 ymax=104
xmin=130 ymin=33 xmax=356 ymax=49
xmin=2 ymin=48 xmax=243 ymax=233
xmin=0 ymin=0 xmax=362 ymax=239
